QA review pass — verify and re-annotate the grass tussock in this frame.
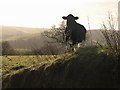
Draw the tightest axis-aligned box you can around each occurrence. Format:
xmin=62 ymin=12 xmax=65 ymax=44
xmin=2 ymin=47 xmax=118 ymax=88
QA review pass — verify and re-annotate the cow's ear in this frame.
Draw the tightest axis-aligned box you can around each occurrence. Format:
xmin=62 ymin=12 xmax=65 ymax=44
xmin=75 ymin=17 xmax=79 ymax=20
xmin=62 ymin=16 xmax=67 ymax=19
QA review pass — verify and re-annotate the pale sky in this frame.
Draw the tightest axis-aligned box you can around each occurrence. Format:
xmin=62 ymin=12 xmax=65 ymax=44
xmin=0 ymin=0 xmax=119 ymax=29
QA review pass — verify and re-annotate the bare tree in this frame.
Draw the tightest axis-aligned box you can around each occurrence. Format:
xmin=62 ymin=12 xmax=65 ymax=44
xmin=42 ymin=21 xmax=66 ymax=44
xmin=101 ymin=12 xmax=120 ymax=57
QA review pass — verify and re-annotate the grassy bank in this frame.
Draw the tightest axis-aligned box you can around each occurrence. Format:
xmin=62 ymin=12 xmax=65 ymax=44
xmin=2 ymin=47 xmax=118 ymax=88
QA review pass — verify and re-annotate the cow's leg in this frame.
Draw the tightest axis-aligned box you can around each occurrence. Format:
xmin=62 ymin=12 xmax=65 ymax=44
xmin=69 ymin=43 xmax=73 ymax=51
xmin=72 ymin=45 xmax=76 ymax=51
xmin=66 ymin=42 xmax=70 ymax=51
xmin=73 ymin=45 xmax=75 ymax=51
xmin=72 ymin=42 xmax=82 ymax=51
xmin=73 ymin=43 xmax=80 ymax=51
xmin=77 ymin=43 xmax=81 ymax=48
xmin=79 ymin=41 xmax=85 ymax=48
xmin=65 ymin=41 xmax=69 ymax=52
xmin=71 ymin=42 xmax=77 ymax=52
xmin=65 ymin=40 xmax=73 ymax=52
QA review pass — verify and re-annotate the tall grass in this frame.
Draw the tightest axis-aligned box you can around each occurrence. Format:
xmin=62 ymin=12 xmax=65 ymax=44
xmin=100 ymin=13 xmax=120 ymax=59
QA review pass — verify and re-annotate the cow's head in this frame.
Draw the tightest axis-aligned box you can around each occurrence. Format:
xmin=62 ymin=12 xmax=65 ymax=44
xmin=62 ymin=14 xmax=79 ymax=20
xmin=62 ymin=14 xmax=79 ymax=28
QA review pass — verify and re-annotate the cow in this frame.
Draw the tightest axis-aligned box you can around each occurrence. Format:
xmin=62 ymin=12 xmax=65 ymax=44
xmin=62 ymin=14 xmax=87 ymax=51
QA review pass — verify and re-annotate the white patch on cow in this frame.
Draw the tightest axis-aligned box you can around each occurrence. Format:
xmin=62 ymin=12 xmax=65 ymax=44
xmin=65 ymin=39 xmax=86 ymax=52
xmin=77 ymin=43 xmax=81 ymax=48
xmin=73 ymin=45 xmax=77 ymax=52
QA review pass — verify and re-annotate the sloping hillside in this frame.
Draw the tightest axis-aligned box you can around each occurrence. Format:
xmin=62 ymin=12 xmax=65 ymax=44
xmin=2 ymin=47 xmax=118 ymax=88
xmin=0 ymin=26 xmax=50 ymax=50
xmin=7 ymin=33 xmax=49 ymax=49
xmin=1 ymin=26 xmax=49 ymax=41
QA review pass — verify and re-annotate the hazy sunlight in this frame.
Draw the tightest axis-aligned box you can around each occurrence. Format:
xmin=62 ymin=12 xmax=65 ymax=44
xmin=0 ymin=0 xmax=119 ymax=29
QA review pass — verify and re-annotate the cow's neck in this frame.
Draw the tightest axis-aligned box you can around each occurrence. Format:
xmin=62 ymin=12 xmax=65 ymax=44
xmin=67 ymin=23 xmax=77 ymax=30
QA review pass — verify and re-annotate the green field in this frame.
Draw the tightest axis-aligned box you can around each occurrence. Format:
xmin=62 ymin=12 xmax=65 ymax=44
xmin=2 ymin=54 xmax=71 ymax=77
xmin=2 ymin=47 xmax=118 ymax=88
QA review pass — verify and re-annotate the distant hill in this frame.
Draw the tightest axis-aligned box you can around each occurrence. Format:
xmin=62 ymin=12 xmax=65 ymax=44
xmin=86 ymin=29 xmax=105 ymax=44
xmin=8 ymin=33 xmax=50 ymax=49
xmin=0 ymin=26 xmax=51 ymax=50
xmin=0 ymin=26 xmax=49 ymax=41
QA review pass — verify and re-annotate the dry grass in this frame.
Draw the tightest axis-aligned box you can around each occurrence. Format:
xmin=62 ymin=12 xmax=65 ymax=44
xmin=100 ymin=13 xmax=120 ymax=59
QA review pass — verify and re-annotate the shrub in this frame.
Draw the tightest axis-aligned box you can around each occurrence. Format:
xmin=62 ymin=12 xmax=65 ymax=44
xmin=100 ymin=12 xmax=120 ymax=59
xmin=2 ymin=41 xmax=16 ymax=55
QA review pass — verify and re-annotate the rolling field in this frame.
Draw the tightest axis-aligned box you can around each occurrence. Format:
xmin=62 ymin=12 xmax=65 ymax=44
xmin=2 ymin=47 xmax=118 ymax=88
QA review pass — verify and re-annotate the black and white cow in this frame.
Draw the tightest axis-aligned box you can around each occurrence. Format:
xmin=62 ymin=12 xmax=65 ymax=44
xmin=62 ymin=14 xmax=87 ymax=51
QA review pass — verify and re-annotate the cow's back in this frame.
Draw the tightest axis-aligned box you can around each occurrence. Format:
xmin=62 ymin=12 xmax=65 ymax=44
xmin=78 ymin=24 xmax=86 ymax=40
xmin=72 ymin=23 xmax=86 ymax=43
